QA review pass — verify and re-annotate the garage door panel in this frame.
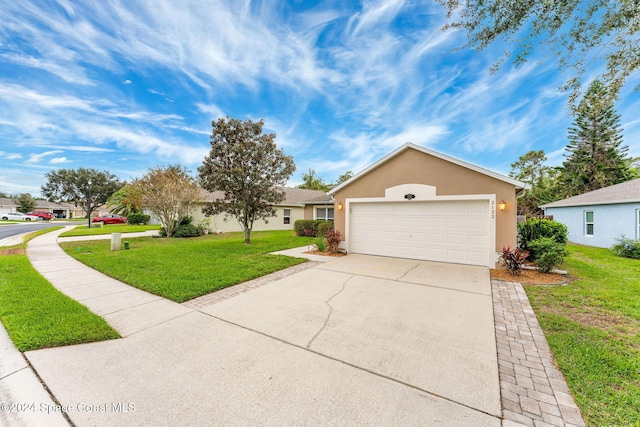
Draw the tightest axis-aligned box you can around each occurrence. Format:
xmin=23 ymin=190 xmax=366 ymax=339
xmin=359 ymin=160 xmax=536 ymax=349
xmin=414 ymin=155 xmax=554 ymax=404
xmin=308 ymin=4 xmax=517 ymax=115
xmin=349 ymin=200 xmax=491 ymax=266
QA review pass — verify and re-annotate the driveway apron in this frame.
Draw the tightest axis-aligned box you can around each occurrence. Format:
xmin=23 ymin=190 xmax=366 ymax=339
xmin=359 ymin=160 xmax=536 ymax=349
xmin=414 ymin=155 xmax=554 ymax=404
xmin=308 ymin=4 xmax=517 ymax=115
xmin=23 ymin=233 xmax=500 ymax=426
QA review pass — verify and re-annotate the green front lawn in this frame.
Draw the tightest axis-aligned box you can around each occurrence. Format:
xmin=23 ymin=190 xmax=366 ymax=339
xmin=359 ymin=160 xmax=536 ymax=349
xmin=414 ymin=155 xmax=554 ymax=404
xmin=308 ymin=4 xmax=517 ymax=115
xmin=0 ymin=230 xmax=120 ymax=352
xmin=525 ymin=244 xmax=640 ymax=426
xmin=60 ymin=231 xmax=315 ymax=303
xmin=60 ymin=224 xmax=161 ymax=237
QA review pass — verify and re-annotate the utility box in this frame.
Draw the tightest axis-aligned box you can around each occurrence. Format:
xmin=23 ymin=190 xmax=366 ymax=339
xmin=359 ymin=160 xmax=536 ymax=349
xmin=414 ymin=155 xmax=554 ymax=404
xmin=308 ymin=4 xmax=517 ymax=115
xmin=111 ymin=233 xmax=122 ymax=251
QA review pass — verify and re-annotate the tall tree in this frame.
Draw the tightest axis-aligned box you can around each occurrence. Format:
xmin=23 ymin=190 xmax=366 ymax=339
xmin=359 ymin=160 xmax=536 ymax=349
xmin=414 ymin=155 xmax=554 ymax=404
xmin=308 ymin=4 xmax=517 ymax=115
xmin=438 ymin=0 xmax=640 ymax=103
xmin=198 ymin=117 xmax=295 ymax=244
xmin=107 ymin=185 xmax=143 ymax=216
xmin=132 ymin=165 xmax=199 ymax=238
xmin=297 ymin=169 xmax=330 ymax=192
xmin=42 ymin=168 xmax=123 ymax=228
xmin=14 ymin=193 xmax=36 ymax=213
xmin=335 ymin=171 xmax=354 ymax=185
xmin=509 ymin=150 xmax=560 ymax=216
xmin=558 ymin=80 xmax=631 ymax=197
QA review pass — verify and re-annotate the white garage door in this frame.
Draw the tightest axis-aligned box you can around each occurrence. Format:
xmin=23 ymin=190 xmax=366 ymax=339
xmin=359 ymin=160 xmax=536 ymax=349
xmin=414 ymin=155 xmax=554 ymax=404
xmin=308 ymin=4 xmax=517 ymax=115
xmin=349 ymin=200 xmax=491 ymax=266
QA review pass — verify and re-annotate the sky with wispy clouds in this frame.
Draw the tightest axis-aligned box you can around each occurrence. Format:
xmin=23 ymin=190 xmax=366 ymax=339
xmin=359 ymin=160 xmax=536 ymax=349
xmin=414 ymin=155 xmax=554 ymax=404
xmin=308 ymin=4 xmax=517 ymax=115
xmin=1 ymin=0 xmax=639 ymax=196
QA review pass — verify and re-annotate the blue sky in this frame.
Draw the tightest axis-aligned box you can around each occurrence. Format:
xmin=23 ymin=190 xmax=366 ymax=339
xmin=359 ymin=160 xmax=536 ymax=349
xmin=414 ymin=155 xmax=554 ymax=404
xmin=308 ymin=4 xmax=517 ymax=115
xmin=1 ymin=0 xmax=639 ymax=196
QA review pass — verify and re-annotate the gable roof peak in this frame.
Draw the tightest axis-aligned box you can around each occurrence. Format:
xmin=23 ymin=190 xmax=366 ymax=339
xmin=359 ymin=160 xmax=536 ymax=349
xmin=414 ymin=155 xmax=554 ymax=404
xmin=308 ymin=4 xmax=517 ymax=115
xmin=329 ymin=142 xmax=527 ymax=194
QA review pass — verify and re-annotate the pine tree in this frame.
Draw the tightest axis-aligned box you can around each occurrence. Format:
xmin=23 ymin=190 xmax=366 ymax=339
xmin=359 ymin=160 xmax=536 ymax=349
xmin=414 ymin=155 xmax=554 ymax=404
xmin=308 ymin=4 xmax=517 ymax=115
xmin=558 ymin=80 xmax=631 ymax=197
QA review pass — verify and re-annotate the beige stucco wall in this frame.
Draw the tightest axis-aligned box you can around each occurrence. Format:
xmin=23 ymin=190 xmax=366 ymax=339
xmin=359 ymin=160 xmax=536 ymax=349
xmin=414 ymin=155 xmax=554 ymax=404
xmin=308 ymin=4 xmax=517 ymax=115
xmin=332 ymin=148 xmax=519 ymax=253
xmin=189 ymin=204 xmax=304 ymax=233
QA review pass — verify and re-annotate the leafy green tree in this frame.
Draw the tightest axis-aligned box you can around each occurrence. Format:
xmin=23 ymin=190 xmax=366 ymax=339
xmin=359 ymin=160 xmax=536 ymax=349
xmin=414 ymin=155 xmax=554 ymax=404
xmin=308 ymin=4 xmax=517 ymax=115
xmin=42 ymin=168 xmax=124 ymax=228
xmin=557 ymin=80 xmax=632 ymax=197
xmin=297 ymin=169 xmax=330 ymax=192
xmin=198 ymin=117 xmax=295 ymax=244
xmin=335 ymin=171 xmax=354 ymax=185
xmin=14 ymin=193 xmax=36 ymax=213
xmin=107 ymin=185 xmax=143 ymax=216
xmin=438 ymin=0 xmax=640 ymax=103
xmin=132 ymin=165 xmax=199 ymax=238
xmin=509 ymin=150 xmax=560 ymax=215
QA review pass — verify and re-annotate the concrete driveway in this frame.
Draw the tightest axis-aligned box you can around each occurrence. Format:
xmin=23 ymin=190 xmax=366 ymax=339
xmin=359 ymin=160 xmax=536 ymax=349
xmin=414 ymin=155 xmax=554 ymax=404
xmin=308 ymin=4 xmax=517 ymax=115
xmin=26 ymin=254 xmax=500 ymax=426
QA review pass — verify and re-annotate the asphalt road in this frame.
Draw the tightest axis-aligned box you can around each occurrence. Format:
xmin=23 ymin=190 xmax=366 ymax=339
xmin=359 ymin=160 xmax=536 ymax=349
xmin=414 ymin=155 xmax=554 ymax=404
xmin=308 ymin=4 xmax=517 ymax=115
xmin=0 ymin=221 xmax=74 ymax=241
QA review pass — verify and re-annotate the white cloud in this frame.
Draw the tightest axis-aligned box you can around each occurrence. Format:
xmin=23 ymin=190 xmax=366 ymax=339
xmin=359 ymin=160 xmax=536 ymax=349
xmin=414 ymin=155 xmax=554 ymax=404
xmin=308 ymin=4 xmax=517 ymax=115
xmin=49 ymin=157 xmax=71 ymax=164
xmin=25 ymin=150 xmax=63 ymax=164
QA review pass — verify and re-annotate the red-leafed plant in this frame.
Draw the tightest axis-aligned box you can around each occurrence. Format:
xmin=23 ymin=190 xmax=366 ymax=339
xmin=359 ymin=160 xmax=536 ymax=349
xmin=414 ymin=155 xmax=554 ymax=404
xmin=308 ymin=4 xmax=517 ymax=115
xmin=325 ymin=230 xmax=342 ymax=254
xmin=499 ymin=246 xmax=530 ymax=275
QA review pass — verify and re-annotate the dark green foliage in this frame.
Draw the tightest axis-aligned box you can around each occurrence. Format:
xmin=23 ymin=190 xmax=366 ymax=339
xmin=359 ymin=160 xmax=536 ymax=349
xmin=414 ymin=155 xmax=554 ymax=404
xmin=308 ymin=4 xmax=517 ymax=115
xmin=14 ymin=193 xmax=36 ymax=213
xmin=499 ymin=246 xmax=529 ymax=275
xmin=317 ymin=220 xmax=333 ymax=237
xmin=297 ymin=169 xmax=330 ymax=191
xmin=127 ymin=213 xmax=150 ymax=225
xmin=41 ymin=167 xmax=124 ymax=229
xmin=438 ymin=0 xmax=640 ymax=103
xmin=174 ymin=223 xmax=205 ymax=238
xmin=509 ymin=150 xmax=560 ymax=215
xmin=198 ymin=117 xmax=296 ymax=244
xmin=294 ymin=219 xmax=332 ymax=237
xmin=612 ymin=236 xmax=640 ymax=259
xmin=558 ymin=80 xmax=632 ymax=198
xmin=528 ymin=237 xmax=568 ymax=273
xmin=180 ymin=216 xmax=193 ymax=225
xmin=518 ymin=218 xmax=568 ymax=260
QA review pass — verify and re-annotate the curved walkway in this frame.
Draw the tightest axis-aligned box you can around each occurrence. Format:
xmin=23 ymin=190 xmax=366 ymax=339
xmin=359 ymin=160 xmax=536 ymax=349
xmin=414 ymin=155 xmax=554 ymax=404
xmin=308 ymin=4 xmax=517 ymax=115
xmin=0 ymin=227 xmax=585 ymax=426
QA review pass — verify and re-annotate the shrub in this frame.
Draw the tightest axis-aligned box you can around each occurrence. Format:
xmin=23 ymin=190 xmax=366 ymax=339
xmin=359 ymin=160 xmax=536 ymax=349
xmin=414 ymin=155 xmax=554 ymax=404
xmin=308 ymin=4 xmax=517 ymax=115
xmin=173 ymin=224 xmax=205 ymax=238
xmin=317 ymin=220 xmax=333 ymax=237
xmin=127 ymin=213 xmax=150 ymax=225
xmin=517 ymin=218 xmax=568 ymax=260
xmin=294 ymin=219 xmax=333 ymax=237
xmin=499 ymin=246 xmax=529 ymax=275
xmin=612 ymin=235 xmax=640 ymax=259
xmin=326 ymin=230 xmax=341 ymax=254
xmin=314 ymin=236 xmax=328 ymax=252
xmin=528 ymin=237 xmax=568 ymax=273
xmin=294 ymin=219 xmax=314 ymax=236
xmin=179 ymin=216 xmax=193 ymax=226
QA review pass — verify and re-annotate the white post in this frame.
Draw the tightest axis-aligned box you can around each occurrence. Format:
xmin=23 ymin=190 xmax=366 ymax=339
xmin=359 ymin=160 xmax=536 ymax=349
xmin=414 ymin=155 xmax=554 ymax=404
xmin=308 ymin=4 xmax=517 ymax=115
xmin=111 ymin=233 xmax=122 ymax=251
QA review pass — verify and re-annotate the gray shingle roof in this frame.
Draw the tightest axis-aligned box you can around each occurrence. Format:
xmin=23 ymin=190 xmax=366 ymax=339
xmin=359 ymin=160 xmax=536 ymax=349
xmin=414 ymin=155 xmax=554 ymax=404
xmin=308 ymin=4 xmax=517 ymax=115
xmin=541 ymin=178 xmax=640 ymax=208
xmin=198 ymin=187 xmax=329 ymax=206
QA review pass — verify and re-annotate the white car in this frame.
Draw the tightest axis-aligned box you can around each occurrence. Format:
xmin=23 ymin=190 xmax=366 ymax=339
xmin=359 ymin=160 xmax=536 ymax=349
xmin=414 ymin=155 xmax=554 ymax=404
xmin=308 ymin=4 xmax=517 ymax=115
xmin=1 ymin=212 xmax=41 ymax=221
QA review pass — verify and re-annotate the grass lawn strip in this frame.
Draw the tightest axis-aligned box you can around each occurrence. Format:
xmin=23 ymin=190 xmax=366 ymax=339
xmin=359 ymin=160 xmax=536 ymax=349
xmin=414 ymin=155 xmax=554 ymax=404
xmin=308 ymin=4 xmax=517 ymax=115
xmin=60 ymin=223 xmax=161 ymax=237
xmin=60 ymin=230 xmax=315 ymax=303
xmin=525 ymin=244 xmax=640 ymax=426
xmin=0 ymin=229 xmax=120 ymax=352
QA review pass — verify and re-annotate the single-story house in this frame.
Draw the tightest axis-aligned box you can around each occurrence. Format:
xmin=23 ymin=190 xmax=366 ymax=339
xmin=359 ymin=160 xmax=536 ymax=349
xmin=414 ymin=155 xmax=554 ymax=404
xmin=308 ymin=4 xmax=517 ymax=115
xmin=328 ymin=143 xmax=527 ymax=268
xmin=0 ymin=198 xmax=90 ymax=218
xmin=186 ymin=187 xmax=332 ymax=233
xmin=540 ymin=178 xmax=640 ymax=248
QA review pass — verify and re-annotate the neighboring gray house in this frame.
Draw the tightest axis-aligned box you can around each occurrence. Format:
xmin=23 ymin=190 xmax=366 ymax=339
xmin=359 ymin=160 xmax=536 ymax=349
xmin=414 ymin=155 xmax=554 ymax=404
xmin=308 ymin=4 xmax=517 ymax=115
xmin=540 ymin=178 xmax=640 ymax=248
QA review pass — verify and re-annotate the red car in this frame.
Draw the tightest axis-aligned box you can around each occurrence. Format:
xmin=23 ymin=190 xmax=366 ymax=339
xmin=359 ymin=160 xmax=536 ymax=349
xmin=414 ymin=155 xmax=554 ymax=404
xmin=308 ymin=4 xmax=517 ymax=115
xmin=27 ymin=211 xmax=55 ymax=220
xmin=92 ymin=214 xmax=128 ymax=224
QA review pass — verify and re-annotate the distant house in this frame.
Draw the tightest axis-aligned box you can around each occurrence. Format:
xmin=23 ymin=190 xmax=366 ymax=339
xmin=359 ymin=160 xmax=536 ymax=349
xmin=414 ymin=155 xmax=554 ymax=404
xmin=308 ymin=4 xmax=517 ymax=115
xmin=0 ymin=198 xmax=85 ymax=218
xmin=541 ymin=178 xmax=640 ymax=248
xmin=183 ymin=187 xmax=331 ymax=233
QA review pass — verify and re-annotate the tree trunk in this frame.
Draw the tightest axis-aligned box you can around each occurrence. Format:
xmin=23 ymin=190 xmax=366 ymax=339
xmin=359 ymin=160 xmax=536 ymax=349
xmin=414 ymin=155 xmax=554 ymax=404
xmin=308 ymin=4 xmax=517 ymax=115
xmin=244 ymin=227 xmax=251 ymax=244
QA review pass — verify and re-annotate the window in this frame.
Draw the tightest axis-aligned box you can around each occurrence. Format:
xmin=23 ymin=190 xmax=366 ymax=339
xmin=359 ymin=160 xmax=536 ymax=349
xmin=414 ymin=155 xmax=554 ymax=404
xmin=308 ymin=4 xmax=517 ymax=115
xmin=316 ymin=207 xmax=334 ymax=221
xmin=585 ymin=211 xmax=594 ymax=236
xmin=283 ymin=208 xmax=291 ymax=225
xmin=637 ymin=209 xmax=640 ymax=239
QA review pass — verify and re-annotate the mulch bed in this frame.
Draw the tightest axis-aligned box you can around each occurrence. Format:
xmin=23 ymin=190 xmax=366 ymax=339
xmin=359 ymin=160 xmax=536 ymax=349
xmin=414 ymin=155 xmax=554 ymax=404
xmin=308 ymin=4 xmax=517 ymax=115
xmin=490 ymin=267 xmax=570 ymax=285
xmin=304 ymin=250 xmax=346 ymax=257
